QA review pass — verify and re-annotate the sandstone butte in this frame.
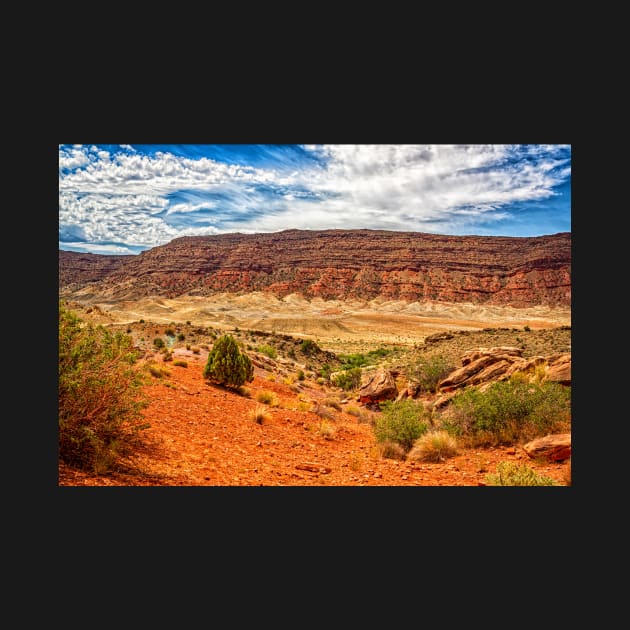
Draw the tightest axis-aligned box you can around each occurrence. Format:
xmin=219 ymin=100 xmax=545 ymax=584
xmin=58 ymin=228 xmax=571 ymax=307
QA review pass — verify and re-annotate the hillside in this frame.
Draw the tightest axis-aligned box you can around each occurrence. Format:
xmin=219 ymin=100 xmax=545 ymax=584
xmin=59 ymin=229 xmax=571 ymax=307
xmin=58 ymin=304 xmax=571 ymax=487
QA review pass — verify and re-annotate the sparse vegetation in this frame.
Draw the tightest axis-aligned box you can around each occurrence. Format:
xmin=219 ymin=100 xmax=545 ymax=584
xmin=313 ymin=402 xmax=335 ymax=420
xmin=257 ymin=344 xmax=277 ymax=359
xmin=322 ymin=397 xmax=342 ymax=411
xmin=484 ymin=461 xmax=558 ymax=486
xmin=409 ymin=354 xmax=454 ymax=393
xmin=377 ymin=440 xmax=407 ymax=460
xmin=317 ymin=420 xmax=336 ymax=439
xmin=203 ymin=334 xmax=254 ymax=390
xmin=58 ymin=305 xmax=149 ymax=473
xmin=148 ymin=364 xmax=171 ymax=378
xmin=153 ymin=337 xmax=165 ymax=349
xmin=300 ymin=339 xmax=319 ymax=355
xmin=237 ymin=386 xmax=252 ymax=398
xmin=256 ymin=390 xmax=278 ymax=406
xmin=173 ymin=360 xmax=188 ymax=368
xmin=332 ymin=367 xmax=362 ymax=391
xmin=338 ymin=348 xmax=390 ymax=369
xmin=248 ymin=404 xmax=272 ymax=425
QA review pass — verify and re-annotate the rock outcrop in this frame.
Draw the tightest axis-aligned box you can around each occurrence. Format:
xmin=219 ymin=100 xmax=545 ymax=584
xmin=59 ymin=229 xmax=571 ymax=307
xmin=523 ymin=434 xmax=571 ymax=462
xmin=435 ymin=347 xmax=572 ymax=393
xmin=359 ymin=369 xmax=398 ymax=406
xmin=59 ymin=251 xmax=129 ymax=291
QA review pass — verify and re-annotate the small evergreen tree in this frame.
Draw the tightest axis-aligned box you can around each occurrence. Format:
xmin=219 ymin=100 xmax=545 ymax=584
xmin=203 ymin=334 xmax=254 ymax=389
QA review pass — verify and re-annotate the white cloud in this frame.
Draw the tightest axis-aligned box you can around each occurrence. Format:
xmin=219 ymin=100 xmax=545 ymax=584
xmin=59 ymin=144 xmax=571 ymax=252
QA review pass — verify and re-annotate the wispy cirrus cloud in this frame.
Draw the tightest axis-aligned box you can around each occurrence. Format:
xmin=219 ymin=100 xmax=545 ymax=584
xmin=59 ymin=143 xmax=571 ymax=254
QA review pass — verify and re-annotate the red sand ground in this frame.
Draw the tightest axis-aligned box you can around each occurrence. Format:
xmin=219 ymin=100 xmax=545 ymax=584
xmin=58 ymin=350 xmax=570 ymax=487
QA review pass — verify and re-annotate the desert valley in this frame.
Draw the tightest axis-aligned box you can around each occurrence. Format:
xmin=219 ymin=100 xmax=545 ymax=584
xmin=59 ymin=228 xmax=572 ymax=487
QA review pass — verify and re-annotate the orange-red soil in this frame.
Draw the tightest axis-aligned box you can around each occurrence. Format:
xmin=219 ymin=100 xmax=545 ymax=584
xmin=58 ymin=350 xmax=570 ymax=487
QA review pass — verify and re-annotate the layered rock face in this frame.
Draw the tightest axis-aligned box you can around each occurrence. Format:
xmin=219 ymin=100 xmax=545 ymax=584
xmin=59 ymin=229 xmax=571 ymax=306
xmin=58 ymin=251 xmax=130 ymax=291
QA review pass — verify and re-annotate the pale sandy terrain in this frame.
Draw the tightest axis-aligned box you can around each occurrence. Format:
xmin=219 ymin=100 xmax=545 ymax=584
xmin=76 ymin=292 xmax=571 ymax=353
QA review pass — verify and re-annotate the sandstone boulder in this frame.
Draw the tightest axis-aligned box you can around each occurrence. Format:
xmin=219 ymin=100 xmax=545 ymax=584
xmin=544 ymin=353 xmax=571 ymax=385
xmin=523 ymin=433 xmax=571 ymax=462
xmin=359 ymin=369 xmax=398 ymax=405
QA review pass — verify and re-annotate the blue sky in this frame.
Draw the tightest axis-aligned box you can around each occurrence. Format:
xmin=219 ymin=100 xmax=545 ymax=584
xmin=59 ymin=144 xmax=571 ymax=255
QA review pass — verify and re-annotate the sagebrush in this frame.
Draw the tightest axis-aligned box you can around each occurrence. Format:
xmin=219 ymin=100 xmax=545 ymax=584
xmin=58 ymin=304 xmax=149 ymax=473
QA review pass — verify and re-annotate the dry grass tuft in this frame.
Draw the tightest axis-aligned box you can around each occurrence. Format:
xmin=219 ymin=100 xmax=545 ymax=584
xmin=256 ymin=390 xmax=278 ymax=406
xmin=407 ymin=430 xmax=458 ymax=463
xmin=248 ymin=404 xmax=272 ymax=424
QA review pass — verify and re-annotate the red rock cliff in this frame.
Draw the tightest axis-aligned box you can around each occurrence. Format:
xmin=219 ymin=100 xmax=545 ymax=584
xmin=59 ymin=229 xmax=571 ymax=307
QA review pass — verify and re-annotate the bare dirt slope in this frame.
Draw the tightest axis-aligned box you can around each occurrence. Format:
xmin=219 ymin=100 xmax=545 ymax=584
xmin=63 ymin=293 xmax=570 ymax=354
xmin=58 ymin=343 xmax=571 ymax=487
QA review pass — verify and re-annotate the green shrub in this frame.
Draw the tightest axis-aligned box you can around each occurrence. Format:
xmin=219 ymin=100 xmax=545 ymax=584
xmin=374 ymin=399 xmax=429 ymax=452
xmin=203 ymin=334 xmax=254 ymax=389
xmin=165 ymin=328 xmax=175 ymax=337
xmin=442 ymin=378 xmax=571 ymax=447
xmin=177 ymin=333 xmax=185 ymax=341
xmin=409 ymin=354 xmax=453 ymax=393
xmin=296 ymin=369 xmax=305 ymax=381
xmin=338 ymin=348 xmax=390 ymax=369
xmin=153 ymin=337 xmax=165 ymax=349
xmin=332 ymin=367 xmax=362 ymax=391
xmin=484 ymin=461 xmax=558 ymax=486
xmin=173 ymin=360 xmax=188 ymax=368
xmin=257 ymin=344 xmax=277 ymax=359
xmin=58 ymin=305 xmax=149 ymax=473
xmin=301 ymin=339 xmax=319 ymax=355
xmin=319 ymin=363 xmax=332 ymax=382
